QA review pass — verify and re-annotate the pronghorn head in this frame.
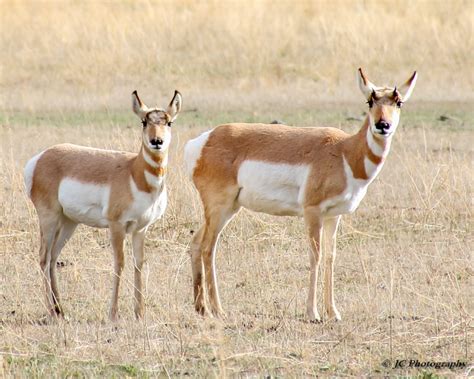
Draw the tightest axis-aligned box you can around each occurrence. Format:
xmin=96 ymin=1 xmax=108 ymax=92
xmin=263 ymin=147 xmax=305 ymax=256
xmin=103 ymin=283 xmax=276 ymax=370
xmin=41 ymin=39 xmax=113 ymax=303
xmin=132 ymin=90 xmax=182 ymax=152
xmin=358 ymin=68 xmax=417 ymax=139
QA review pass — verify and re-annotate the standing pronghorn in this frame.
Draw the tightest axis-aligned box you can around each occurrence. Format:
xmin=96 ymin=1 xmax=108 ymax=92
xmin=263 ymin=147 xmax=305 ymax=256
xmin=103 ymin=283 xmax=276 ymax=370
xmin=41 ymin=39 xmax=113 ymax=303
xmin=184 ymin=69 xmax=417 ymax=321
xmin=24 ymin=90 xmax=182 ymax=320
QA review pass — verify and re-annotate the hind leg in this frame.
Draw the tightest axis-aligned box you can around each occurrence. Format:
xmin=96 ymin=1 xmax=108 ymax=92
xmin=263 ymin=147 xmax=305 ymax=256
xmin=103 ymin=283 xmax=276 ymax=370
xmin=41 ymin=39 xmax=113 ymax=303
xmin=190 ymin=226 xmax=208 ymax=316
xmin=37 ymin=210 xmax=62 ymax=317
xmin=191 ymin=185 xmax=240 ymax=318
xmin=200 ymin=199 xmax=239 ymax=318
xmin=49 ymin=218 xmax=77 ymax=316
xmin=201 ymin=208 xmax=238 ymax=317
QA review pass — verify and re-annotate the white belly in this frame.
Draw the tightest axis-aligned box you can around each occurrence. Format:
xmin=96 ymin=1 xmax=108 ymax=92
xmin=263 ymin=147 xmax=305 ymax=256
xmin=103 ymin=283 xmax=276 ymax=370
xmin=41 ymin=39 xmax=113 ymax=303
xmin=58 ymin=178 xmax=110 ymax=227
xmin=237 ymin=160 xmax=310 ymax=216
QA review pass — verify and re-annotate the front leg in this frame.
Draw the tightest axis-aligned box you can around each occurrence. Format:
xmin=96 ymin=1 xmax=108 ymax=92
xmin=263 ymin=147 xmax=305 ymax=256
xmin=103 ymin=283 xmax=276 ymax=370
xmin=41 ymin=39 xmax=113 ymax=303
xmin=323 ymin=216 xmax=341 ymax=321
xmin=109 ymin=222 xmax=125 ymax=322
xmin=132 ymin=230 xmax=146 ymax=319
xmin=303 ymin=206 xmax=323 ymax=322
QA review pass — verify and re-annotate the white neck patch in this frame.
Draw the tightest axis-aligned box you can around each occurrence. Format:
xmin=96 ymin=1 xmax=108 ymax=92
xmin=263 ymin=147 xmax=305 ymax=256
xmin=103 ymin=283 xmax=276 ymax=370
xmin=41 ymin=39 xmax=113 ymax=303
xmin=144 ymin=170 xmax=165 ymax=191
xmin=366 ymin=122 xmax=392 ymax=158
xmin=142 ymin=148 xmax=160 ymax=168
xmin=364 ymin=156 xmax=384 ymax=182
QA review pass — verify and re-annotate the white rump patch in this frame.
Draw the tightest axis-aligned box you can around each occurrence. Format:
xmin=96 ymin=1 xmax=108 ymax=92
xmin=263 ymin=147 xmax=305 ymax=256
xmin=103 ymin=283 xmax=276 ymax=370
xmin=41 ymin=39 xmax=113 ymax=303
xmin=58 ymin=178 xmax=111 ymax=228
xmin=24 ymin=150 xmax=45 ymax=197
xmin=183 ymin=130 xmax=212 ymax=177
xmin=237 ymin=160 xmax=310 ymax=216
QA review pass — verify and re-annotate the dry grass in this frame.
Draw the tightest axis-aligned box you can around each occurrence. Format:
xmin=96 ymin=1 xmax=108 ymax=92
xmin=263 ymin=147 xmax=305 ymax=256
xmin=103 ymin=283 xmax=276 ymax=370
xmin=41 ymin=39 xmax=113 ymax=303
xmin=0 ymin=104 xmax=472 ymax=376
xmin=1 ymin=0 xmax=473 ymax=111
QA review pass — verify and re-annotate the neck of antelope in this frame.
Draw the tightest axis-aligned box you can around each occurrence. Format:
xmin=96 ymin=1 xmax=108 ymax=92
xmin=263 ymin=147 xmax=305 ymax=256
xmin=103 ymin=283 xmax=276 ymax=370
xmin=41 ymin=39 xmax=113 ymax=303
xmin=344 ymin=117 xmax=392 ymax=182
xmin=131 ymin=145 xmax=168 ymax=193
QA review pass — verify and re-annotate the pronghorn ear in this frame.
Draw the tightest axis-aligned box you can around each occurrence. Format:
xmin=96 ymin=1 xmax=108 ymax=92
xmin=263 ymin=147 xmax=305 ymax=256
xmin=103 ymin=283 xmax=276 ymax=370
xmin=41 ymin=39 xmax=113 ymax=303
xmin=358 ymin=68 xmax=377 ymax=99
xmin=167 ymin=90 xmax=182 ymax=122
xmin=132 ymin=90 xmax=148 ymax=119
xmin=398 ymin=71 xmax=418 ymax=102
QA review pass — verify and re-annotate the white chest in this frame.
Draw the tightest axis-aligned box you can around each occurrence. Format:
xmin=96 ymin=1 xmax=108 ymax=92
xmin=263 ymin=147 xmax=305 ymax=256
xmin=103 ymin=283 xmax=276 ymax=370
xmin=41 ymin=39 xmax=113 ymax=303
xmin=236 ymin=160 xmax=310 ymax=216
xmin=320 ymin=157 xmax=382 ymax=217
xmin=121 ymin=178 xmax=167 ymax=231
xmin=320 ymin=180 xmax=369 ymax=217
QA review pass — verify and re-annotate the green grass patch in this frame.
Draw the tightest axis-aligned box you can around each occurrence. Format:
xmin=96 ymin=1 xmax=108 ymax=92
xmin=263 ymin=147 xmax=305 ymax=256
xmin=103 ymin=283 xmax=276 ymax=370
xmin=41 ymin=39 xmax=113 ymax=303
xmin=2 ymin=354 xmax=154 ymax=378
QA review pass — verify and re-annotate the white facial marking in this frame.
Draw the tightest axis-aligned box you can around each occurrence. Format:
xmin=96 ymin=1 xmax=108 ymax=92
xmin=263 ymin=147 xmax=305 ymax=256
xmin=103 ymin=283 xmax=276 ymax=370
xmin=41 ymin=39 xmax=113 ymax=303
xmin=368 ymin=111 xmax=397 ymax=145
xmin=368 ymin=113 xmax=379 ymax=136
xmin=58 ymin=178 xmax=111 ymax=228
xmin=183 ymin=129 xmax=212 ymax=177
xmin=160 ymin=127 xmax=172 ymax=151
xmin=143 ymin=127 xmax=171 ymax=152
xmin=237 ymin=160 xmax=310 ymax=216
xmin=24 ymin=150 xmax=45 ymax=197
xmin=391 ymin=110 xmax=400 ymax=131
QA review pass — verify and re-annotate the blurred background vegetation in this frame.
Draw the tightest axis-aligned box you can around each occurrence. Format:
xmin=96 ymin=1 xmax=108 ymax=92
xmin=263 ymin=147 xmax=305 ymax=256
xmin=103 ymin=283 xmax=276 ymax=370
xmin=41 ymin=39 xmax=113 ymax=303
xmin=1 ymin=0 xmax=472 ymax=111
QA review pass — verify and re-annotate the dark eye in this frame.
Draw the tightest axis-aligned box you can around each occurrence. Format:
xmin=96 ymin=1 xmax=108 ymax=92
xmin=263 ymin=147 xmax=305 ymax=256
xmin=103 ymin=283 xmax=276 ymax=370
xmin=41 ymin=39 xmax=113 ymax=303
xmin=367 ymin=99 xmax=374 ymax=108
xmin=167 ymin=121 xmax=173 ymax=127
xmin=141 ymin=119 xmax=147 ymax=128
xmin=396 ymin=101 xmax=403 ymax=108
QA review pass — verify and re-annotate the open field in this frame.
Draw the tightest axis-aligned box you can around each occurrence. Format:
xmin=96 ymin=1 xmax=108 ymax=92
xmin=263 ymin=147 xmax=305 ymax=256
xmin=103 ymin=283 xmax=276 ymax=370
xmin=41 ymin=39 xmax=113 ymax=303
xmin=0 ymin=103 xmax=472 ymax=377
xmin=1 ymin=0 xmax=473 ymax=111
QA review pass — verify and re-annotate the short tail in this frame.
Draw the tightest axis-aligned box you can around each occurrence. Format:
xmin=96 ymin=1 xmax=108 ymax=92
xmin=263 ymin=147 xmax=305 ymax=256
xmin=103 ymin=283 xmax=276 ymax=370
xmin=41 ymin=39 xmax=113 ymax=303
xmin=24 ymin=151 xmax=45 ymax=198
xmin=183 ymin=130 xmax=212 ymax=179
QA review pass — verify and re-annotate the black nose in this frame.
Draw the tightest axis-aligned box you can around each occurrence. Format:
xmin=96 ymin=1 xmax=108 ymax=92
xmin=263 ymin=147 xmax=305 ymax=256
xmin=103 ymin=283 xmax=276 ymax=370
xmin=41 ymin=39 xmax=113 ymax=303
xmin=375 ymin=120 xmax=391 ymax=132
xmin=150 ymin=138 xmax=163 ymax=147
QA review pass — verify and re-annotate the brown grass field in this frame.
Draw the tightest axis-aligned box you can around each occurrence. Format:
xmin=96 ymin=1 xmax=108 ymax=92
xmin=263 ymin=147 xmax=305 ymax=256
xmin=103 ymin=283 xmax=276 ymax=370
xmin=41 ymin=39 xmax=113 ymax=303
xmin=0 ymin=0 xmax=473 ymax=377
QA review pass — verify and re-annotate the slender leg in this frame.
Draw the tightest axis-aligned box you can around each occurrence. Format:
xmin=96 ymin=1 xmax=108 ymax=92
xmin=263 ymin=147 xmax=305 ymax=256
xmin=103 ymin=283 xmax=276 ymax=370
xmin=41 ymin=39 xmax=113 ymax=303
xmin=323 ymin=216 xmax=341 ymax=321
xmin=198 ymin=206 xmax=238 ymax=318
xmin=303 ymin=206 xmax=323 ymax=322
xmin=132 ymin=229 xmax=146 ymax=319
xmin=38 ymin=213 xmax=61 ymax=317
xmin=109 ymin=222 xmax=125 ymax=322
xmin=49 ymin=218 xmax=77 ymax=316
xmin=190 ymin=226 xmax=208 ymax=316
xmin=202 ymin=228 xmax=224 ymax=318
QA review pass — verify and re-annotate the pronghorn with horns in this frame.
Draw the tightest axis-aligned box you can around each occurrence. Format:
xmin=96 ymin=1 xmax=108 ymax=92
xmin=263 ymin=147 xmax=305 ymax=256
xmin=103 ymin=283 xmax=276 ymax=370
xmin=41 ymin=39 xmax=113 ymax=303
xmin=24 ymin=90 xmax=182 ymax=320
xmin=184 ymin=69 xmax=417 ymax=321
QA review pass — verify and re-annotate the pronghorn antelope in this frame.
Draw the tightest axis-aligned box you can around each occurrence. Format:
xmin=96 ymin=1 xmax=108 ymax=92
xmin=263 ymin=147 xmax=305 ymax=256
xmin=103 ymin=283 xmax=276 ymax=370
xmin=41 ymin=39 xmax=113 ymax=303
xmin=184 ymin=69 xmax=417 ymax=321
xmin=24 ymin=90 xmax=182 ymax=320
